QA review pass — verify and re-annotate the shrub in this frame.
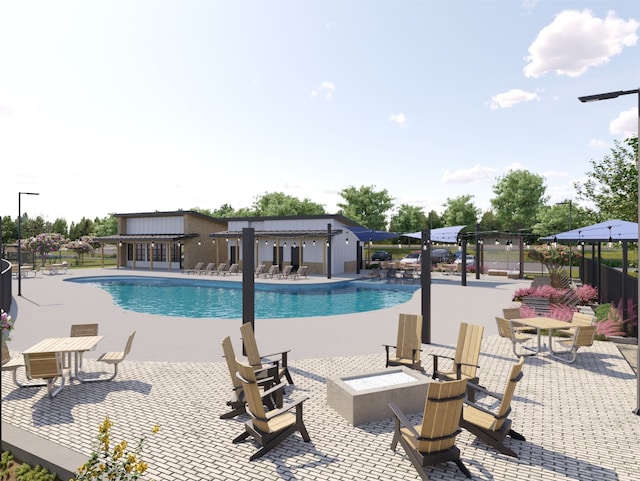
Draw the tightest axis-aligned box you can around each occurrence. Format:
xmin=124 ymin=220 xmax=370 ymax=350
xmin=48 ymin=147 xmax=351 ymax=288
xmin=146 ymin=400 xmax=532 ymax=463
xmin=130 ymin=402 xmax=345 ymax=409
xmin=574 ymin=285 xmax=598 ymax=305
xmin=519 ymin=305 xmax=537 ymax=318
xmin=549 ymin=304 xmax=575 ymax=322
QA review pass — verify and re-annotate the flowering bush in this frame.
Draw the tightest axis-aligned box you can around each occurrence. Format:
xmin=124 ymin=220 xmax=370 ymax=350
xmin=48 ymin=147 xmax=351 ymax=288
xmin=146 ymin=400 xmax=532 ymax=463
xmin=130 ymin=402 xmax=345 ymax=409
xmin=72 ymin=417 xmax=160 ymax=481
xmin=527 ymin=245 xmax=578 ymax=276
xmin=595 ymin=299 xmax=638 ymax=338
xmin=66 ymin=237 xmax=96 ymax=265
xmin=512 ymin=285 xmax=566 ymax=302
xmin=22 ymin=233 xmax=68 ymax=265
xmin=1 ymin=309 xmax=14 ymax=341
xmin=518 ymin=305 xmax=537 ymax=318
xmin=549 ymin=304 xmax=575 ymax=322
xmin=574 ymin=285 xmax=598 ymax=305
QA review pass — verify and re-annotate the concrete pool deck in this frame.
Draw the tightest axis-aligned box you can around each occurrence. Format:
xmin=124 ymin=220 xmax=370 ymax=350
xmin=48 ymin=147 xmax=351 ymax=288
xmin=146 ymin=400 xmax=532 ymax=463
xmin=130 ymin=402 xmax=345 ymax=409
xmin=2 ymin=268 xmax=639 ymax=481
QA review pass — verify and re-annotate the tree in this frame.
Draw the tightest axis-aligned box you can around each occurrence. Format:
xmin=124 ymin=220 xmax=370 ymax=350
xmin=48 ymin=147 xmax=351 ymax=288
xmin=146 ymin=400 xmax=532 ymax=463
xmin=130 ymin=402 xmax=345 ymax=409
xmin=491 ymin=170 xmax=548 ymax=232
xmin=23 ymin=232 xmax=68 ymax=265
xmin=66 ymin=237 xmax=96 ymax=265
xmin=252 ymin=192 xmax=326 ymax=216
xmin=389 ymin=205 xmax=427 ymax=235
xmin=574 ymin=137 xmax=638 ymax=222
xmin=93 ymin=215 xmax=118 ymax=237
xmin=478 ymin=210 xmax=500 ymax=233
xmin=441 ymin=195 xmax=480 ymax=227
xmin=51 ymin=218 xmax=68 ymax=236
xmin=69 ymin=217 xmax=94 ymax=240
xmin=337 ymin=185 xmax=394 ymax=230
xmin=427 ymin=210 xmax=444 ymax=229
xmin=212 ymin=203 xmax=236 ymax=218
xmin=532 ymin=201 xmax=597 ymax=237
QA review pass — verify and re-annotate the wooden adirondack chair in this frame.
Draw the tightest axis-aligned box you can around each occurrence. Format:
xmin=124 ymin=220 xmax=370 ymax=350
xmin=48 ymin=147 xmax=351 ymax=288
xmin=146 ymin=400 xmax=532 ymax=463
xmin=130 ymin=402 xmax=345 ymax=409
xmin=383 ymin=313 xmax=423 ymax=371
xmin=220 ymin=336 xmax=282 ymax=419
xmin=240 ymin=322 xmax=293 ymax=385
xmin=431 ymin=322 xmax=483 ymax=383
xmin=232 ymin=360 xmax=310 ymax=460
xmin=461 ymin=357 xmax=526 ymax=458
xmin=389 ymin=378 xmax=471 ymax=480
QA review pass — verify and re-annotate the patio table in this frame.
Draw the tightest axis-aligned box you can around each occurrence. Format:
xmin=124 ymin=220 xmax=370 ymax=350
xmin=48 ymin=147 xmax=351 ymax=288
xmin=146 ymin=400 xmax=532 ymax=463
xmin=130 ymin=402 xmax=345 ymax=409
xmin=515 ymin=317 xmax=579 ymax=355
xmin=23 ymin=336 xmax=103 ymax=383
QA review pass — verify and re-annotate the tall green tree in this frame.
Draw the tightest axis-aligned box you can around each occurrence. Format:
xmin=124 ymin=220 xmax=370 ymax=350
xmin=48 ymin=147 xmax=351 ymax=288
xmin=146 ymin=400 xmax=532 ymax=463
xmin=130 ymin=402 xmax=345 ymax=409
xmin=389 ymin=204 xmax=427 ymax=234
xmin=51 ymin=218 xmax=68 ymax=236
xmin=478 ymin=210 xmax=500 ymax=233
xmin=574 ymin=137 xmax=638 ymax=222
xmin=212 ymin=203 xmax=236 ymax=218
xmin=491 ymin=170 xmax=548 ymax=232
xmin=93 ymin=215 xmax=118 ymax=236
xmin=250 ymin=192 xmax=326 ymax=216
xmin=427 ymin=210 xmax=444 ymax=229
xmin=69 ymin=217 xmax=94 ymax=240
xmin=441 ymin=195 xmax=480 ymax=227
xmin=532 ymin=201 xmax=597 ymax=237
xmin=337 ymin=185 xmax=394 ymax=230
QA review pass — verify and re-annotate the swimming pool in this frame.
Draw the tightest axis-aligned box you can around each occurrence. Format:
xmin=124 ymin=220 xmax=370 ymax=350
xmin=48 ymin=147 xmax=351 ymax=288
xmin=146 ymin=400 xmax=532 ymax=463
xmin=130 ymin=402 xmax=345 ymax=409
xmin=66 ymin=276 xmax=420 ymax=319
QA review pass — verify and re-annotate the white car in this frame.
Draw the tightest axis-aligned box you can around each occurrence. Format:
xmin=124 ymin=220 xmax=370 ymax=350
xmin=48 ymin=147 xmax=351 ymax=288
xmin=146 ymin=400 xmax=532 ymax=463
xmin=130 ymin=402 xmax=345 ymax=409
xmin=454 ymin=255 xmax=475 ymax=267
xmin=399 ymin=252 xmax=421 ymax=265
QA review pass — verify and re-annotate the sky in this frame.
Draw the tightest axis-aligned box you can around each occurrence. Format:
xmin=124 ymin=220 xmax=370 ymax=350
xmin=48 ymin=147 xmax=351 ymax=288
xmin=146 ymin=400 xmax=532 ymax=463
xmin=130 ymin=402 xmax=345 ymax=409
xmin=1 ymin=0 xmax=639 ymax=227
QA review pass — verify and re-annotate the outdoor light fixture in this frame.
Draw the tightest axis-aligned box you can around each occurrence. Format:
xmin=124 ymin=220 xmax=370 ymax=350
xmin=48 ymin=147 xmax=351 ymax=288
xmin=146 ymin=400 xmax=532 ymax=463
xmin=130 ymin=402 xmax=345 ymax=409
xmin=608 ymin=226 xmax=613 ymax=248
xmin=265 ymin=240 xmax=268 ymax=246
xmin=119 ymin=241 xmax=123 ymax=247
xmin=225 ymin=237 xmax=229 ymax=242
xmin=284 ymin=242 xmax=287 ymax=248
xmin=212 ymin=239 xmax=215 ymax=244
xmin=151 ymin=242 xmax=155 ymax=248
xmin=255 ymin=238 xmax=259 ymax=244
xmin=198 ymin=240 xmax=201 ymax=246
xmin=303 ymin=241 xmax=306 ymax=247
xmin=313 ymin=240 xmax=316 ymax=247
xmin=345 ymin=237 xmax=349 ymax=245
xmin=273 ymin=241 xmax=276 ymax=247
xmin=495 ymin=238 xmax=500 ymax=245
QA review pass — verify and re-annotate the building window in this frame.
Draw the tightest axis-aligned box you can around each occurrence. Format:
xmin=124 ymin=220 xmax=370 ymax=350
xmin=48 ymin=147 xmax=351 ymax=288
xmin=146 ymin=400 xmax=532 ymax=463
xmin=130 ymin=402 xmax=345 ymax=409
xmin=171 ymin=243 xmax=181 ymax=262
xmin=127 ymin=244 xmax=133 ymax=261
xmin=152 ymin=243 xmax=166 ymax=262
xmin=135 ymin=244 xmax=146 ymax=261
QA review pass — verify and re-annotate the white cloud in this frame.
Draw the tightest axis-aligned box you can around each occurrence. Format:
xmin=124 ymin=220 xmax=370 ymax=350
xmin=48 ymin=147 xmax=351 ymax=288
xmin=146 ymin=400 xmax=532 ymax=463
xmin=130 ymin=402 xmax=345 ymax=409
xmin=524 ymin=9 xmax=639 ymax=78
xmin=609 ymin=107 xmax=639 ymax=139
xmin=588 ymin=138 xmax=608 ymax=148
xmin=541 ymin=170 xmax=568 ymax=178
xmin=389 ymin=112 xmax=407 ymax=126
xmin=489 ymin=89 xmax=539 ymax=110
xmin=311 ymin=81 xmax=336 ymax=100
xmin=442 ymin=164 xmax=498 ymax=184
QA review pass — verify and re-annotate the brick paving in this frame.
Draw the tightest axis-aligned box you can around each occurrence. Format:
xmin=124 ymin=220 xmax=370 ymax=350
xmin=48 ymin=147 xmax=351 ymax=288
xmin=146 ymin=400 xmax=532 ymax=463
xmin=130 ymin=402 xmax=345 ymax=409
xmin=2 ymin=336 xmax=639 ymax=481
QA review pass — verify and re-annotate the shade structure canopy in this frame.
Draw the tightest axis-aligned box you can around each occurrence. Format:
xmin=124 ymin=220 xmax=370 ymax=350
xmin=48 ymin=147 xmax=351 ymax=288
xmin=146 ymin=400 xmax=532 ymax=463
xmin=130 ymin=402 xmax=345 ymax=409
xmin=540 ymin=220 xmax=638 ymax=243
xmin=349 ymin=227 xmax=401 ymax=242
xmin=403 ymin=225 xmax=467 ymax=244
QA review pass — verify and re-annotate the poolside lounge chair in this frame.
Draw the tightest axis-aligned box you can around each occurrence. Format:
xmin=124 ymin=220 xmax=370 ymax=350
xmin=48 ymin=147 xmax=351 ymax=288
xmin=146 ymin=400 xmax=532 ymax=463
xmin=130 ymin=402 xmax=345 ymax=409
xmin=278 ymin=265 xmax=293 ymax=279
xmin=292 ymin=265 xmax=308 ymax=280
xmin=200 ymin=262 xmax=217 ymax=275
xmin=220 ymin=336 xmax=282 ymax=419
xmin=367 ymin=267 xmax=381 ymax=280
xmin=24 ymin=351 xmax=68 ymax=398
xmin=240 ymin=322 xmax=293 ymax=385
xmin=232 ymin=360 xmax=310 ymax=460
xmin=255 ymin=264 xmax=266 ymax=277
xmin=213 ymin=263 xmax=228 ymax=275
xmin=69 ymin=323 xmax=99 ymax=368
xmin=389 ymin=378 xmax=471 ymax=480
xmin=224 ymin=263 xmax=239 ymax=275
xmin=182 ymin=262 xmax=204 ymax=275
xmin=263 ymin=265 xmax=279 ymax=279
xmin=495 ymin=317 xmax=536 ymax=358
xmin=461 ymin=357 xmax=526 ymax=458
xmin=431 ymin=322 xmax=483 ymax=384
xmin=2 ymin=340 xmax=46 ymax=389
xmin=94 ymin=331 xmax=136 ymax=382
xmin=383 ymin=313 xmax=423 ymax=371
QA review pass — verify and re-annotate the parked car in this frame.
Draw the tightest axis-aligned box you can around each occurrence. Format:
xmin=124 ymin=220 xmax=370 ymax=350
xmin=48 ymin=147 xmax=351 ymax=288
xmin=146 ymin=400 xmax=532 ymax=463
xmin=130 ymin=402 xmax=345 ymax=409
xmin=431 ymin=248 xmax=451 ymax=263
xmin=371 ymin=250 xmax=392 ymax=261
xmin=399 ymin=251 xmax=421 ymax=265
xmin=454 ymin=255 xmax=475 ymax=267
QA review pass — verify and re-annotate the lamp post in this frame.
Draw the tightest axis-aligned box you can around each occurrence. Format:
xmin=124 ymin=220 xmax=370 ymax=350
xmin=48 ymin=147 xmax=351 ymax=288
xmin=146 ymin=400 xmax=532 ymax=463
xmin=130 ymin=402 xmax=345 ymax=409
xmin=556 ymin=201 xmax=573 ymax=278
xmin=17 ymin=192 xmax=40 ymax=297
xmin=578 ymin=87 xmax=639 ymax=416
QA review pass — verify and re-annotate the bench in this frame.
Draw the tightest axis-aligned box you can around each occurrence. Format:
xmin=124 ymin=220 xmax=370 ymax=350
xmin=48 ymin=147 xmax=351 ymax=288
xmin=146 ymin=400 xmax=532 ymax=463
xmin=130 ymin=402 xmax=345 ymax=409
xmin=41 ymin=263 xmax=69 ymax=275
xmin=11 ymin=265 xmax=36 ymax=279
xmin=487 ymin=269 xmax=508 ymax=277
xmin=521 ymin=296 xmax=551 ymax=315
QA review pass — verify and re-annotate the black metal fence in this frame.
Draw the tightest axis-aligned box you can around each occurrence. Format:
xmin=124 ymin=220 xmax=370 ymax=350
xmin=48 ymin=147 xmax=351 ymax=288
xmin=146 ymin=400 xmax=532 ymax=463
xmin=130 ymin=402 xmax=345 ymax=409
xmin=581 ymin=257 xmax=638 ymax=314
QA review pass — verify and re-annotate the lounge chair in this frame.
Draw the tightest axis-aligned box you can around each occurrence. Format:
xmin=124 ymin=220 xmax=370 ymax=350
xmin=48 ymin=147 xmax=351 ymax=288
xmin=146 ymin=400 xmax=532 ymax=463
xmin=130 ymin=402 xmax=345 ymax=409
xmin=367 ymin=268 xmax=381 ymax=280
xmin=292 ymin=265 xmax=308 ymax=280
xmin=389 ymin=378 xmax=471 ymax=480
xmin=23 ymin=351 xmax=68 ymax=398
xmin=2 ymin=340 xmax=46 ymax=389
xmin=278 ymin=265 xmax=293 ymax=279
xmin=213 ymin=263 xmax=228 ymax=275
xmin=431 ymin=322 xmax=483 ymax=401
xmin=240 ymin=322 xmax=293 ymax=385
xmin=461 ymin=357 xmax=526 ymax=458
xmin=383 ymin=313 xmax=423 ymax=371
xmin=220 ymin=336 xmax=282 ymax=419
xmin=182 ymin=262 xmax=204 ymax=275
xmin=232 ymin=360 xmax=310 ymax=460
xmin=93 ymin=331 xmax=136 ymax=382
xmin=255 ymin=264 xmax=266 ymax=277
xmin=223 ymin=263 xmax=239 ymax=275
xmin=262 ymin=265 xmax=279 ymax=279
xmin=200 ymin=262 xmax=217 ymax=275
xmin=549 ymin=325 xmax=596 ymax=364
xmin=495 ymin=317 xmax=536 ymax=358
xmin=69 ymin=323 xmax=99 ymax=368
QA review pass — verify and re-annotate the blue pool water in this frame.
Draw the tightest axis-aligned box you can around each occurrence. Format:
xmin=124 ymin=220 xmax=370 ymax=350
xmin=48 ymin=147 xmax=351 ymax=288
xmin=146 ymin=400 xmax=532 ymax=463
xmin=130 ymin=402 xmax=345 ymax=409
xmin=66 ymin=276 xmax=419 ymax=319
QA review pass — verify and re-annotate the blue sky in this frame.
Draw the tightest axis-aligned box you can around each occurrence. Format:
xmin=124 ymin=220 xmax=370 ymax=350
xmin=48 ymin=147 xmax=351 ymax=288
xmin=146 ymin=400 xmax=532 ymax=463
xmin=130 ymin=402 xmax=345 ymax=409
xmin=1 ymin=0 xmax=638 ymax=226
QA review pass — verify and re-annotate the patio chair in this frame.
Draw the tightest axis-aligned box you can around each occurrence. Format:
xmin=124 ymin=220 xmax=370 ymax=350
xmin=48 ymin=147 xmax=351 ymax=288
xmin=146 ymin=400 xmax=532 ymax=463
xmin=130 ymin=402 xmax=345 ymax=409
xmin=213 ymin=263 xmax=228 ymax=275
xmin=232 ymin=360 xmax=310 ymax=460
xmin=254 ymin=264 xmax=266 ymax=277
xmin=431 ymin=322 xmax=483 ymax=384
xmin=220 ymin=336 xmax=282 ymax=419
xmin=23 ymin=351 xmax=68 ymax=398
xmin=495 ymin=317 xmax=536 ymax=358
xmin=278 ymin=265 xmax=293 ymax=279
xmin=388 ymin=378 xmax=471 ymax=480
xmin=549 ymin=325 xmax=596 ymax=364
xmin=502 ymin=307 xmax=522 ymax=320
xmin=182 ymin=262 xmax=204 ymax=275
xmin=292 ymin=265 xmax=307 ymax=280
xmin=263 ymin=265 xmax=279 ymax=278
xmin=2 ymin=340 xmax=46 ymax=389
xmin=224 ymin=263 xmax=239 ymax=275
xmin=69 ymin=323 xmax=99 ymax=368
xmin=240 ymin=322 xmax=293 ymax=385
xmin=94 ymin=331 xmax=136 ymax=381
xmin=461 ymin=357 xmax=526 ymax=458
xmin=571 ymin=312 xmax=595 ymax=326
xmin=383 ymin=313 xmax=423 ymax=371
xmin=200 ymin=262 xmax=217 ymax=275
